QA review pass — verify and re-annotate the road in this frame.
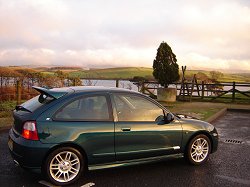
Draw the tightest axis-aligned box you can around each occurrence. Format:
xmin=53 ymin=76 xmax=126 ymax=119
xmin=0 ymin=111 xmax=250 ymax=187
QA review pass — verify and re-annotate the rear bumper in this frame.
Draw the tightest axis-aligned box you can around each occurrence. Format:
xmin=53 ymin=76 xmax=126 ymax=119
xmin=8 ymin=128 xmax=53 ymax=170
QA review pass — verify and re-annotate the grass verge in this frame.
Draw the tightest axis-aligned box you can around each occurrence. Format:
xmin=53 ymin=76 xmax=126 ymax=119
xmin=160 ymin=101 xmax=250 ymax=121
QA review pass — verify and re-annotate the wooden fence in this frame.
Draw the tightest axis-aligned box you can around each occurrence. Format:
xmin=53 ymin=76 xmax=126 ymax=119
xmin=177 ymin=81 xmax=250 ymax=102
xmin=133 ymin=81 xmax=250 ymax=102
xmin=0 ymin=79 xmax=250 ymax=104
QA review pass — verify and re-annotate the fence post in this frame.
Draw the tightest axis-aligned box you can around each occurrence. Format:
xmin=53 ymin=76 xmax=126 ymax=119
xmin=232 ymin=81 xmax=236 ymax=102
xmin=16 ymin=80 xmax=21 ymax=105
xmin=201 ymin=81 xmax=204 ymax=99
xmin=73 ymin=79 xmax=76 ymax=86
xmin=116 ymin=80 xmax=119 ymax=88
xmin=141 ymin=81 xmax=145 ymax=94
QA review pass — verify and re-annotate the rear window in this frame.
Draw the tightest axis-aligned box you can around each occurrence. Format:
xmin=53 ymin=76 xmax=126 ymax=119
xmin=17 ymin=94 xmax=54 ymax=113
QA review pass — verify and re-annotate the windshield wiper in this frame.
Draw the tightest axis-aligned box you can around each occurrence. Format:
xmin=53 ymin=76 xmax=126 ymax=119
xmin=15 ymin=105 xmax=32 ymax=113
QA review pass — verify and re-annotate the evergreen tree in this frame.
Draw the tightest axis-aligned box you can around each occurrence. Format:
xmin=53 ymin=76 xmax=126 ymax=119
xmin=153 ymin=42 xmax=180 ymax=88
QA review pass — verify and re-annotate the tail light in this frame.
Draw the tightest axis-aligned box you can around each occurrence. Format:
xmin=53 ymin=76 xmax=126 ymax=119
xmin=22 ymin=121 xmax=39 ymax=140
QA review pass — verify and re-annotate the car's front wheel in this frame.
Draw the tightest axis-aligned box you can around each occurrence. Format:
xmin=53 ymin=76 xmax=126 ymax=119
xmin=186 ymin=134 xmax=211 ymax=165
xmin=44 ymin=147 xmax=84 ymax=186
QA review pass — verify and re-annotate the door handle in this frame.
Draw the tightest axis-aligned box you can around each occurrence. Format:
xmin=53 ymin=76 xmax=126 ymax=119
xmin=121 ymin=128 xmax=131 ymax=132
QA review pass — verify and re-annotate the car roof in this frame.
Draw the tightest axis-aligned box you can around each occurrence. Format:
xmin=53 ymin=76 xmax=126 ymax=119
xmin=32 ymin=86 xmax=139 ymax=98
xmin=70 ymin=86 xmax=137 ymax=93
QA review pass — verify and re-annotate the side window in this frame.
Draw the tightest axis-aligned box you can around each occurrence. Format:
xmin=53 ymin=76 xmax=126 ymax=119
xmin=54 ymin=95 xmax=110 ymax=121
xmin=113 ymin=94 xmax=164 ymax=122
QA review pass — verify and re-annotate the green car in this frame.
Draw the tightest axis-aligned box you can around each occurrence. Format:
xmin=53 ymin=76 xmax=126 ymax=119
xmin=8 ymin=86 xmax=218 ymax=186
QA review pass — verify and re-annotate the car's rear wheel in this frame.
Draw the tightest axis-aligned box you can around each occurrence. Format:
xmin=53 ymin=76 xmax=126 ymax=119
xmin=186 ymin=134 xmax=211 ymax=165
xmin=44 ymin=147 xmax=84 ymax=186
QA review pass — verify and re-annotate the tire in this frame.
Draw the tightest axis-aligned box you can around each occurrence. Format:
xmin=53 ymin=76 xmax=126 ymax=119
xmin=185 ymin=134 xmax=211 ymax=165
xmin=44 ymin=147 xmax=84 ymax=186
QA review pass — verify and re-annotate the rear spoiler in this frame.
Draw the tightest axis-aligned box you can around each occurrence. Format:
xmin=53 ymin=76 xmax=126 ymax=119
xmin=32 ymin=86 xmax=68 ymax=99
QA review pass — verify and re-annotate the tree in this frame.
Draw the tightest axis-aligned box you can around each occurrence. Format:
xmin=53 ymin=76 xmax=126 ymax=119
xmin=41 ymin=75 xmax=63 ymax=87
xmin=209 ymin=71 xmax=223 ymax=81
xmin=196 ymin=72 xmax=209 ymax=82
xmin=15 ymin=68 xmax=37 ymax=91
xmin=153 ymin=41 xmax=180 ymax=88
xmin=55 ymin=70 xmax=69 ymax=86
xmin=72 ymin=77 xmax=83 ymax=86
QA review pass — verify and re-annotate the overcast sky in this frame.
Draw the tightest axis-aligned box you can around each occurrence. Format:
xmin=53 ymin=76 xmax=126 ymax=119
xmin=0 ymin=0 xmax=249 ymax=72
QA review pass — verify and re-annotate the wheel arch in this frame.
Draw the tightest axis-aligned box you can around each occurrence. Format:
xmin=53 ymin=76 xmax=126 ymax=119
xmin=184 ymin=131 xmax=213 ymax=154
xmin=42 ymin=142 xmax=88 ymax=172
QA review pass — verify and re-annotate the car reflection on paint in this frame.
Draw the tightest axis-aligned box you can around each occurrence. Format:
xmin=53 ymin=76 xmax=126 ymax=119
xmin=8 ymin=86 xmax=218 ymax=186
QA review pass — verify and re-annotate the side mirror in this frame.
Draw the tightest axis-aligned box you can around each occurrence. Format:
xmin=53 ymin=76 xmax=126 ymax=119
xmin=156 ymin=113 xmax=174 ymax=125
xmin=165 ymin=113 xmax=174 ymax=123
xmin=155 ymin=115 xmax=165 ymax=125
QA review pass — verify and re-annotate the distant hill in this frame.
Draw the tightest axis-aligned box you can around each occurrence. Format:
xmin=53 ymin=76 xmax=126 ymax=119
xmin=67 ymin=67 xmax=250 ymax=82
xmin=3 ymin=66 xmax=250 ymax=82
xmin=68 ymin=67 xmax=154 ymax=80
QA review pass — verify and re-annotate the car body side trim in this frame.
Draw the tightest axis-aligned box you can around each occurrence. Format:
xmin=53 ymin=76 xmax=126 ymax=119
xmin=92 ymin=146 xmax=181 ymax=158
xmin=173 ymin=146 xmax=180 ymax=150
xmin=116 ymin=146 xmax=179 ymax=155
xmin=92 ymin=152 xmax=115 ymax=158
xmin=88 ymin=153 xmax=183 ymax=170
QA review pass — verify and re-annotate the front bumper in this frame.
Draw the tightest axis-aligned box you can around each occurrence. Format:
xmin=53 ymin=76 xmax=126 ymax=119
xmin=8 ymin=128 xmax=53 ymax=169
xmin=210 ymin=127 xmax=219 ymax=153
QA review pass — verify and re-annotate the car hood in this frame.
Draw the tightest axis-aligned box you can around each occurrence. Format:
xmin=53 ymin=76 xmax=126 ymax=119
xmin=178 ymin=117 xmax=215 ymax=132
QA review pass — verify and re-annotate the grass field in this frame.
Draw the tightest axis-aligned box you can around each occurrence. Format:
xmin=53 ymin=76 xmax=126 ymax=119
xmin=69 ymin=68 xmax=250 ymax=82
xmin=6 ymin=66 xmax=250 ymax=82
xmin=67 ymin=68 xmax=250 ymax=82
xmin=0 ymin=100 xmax=16 ymax=129
xmin=42 ymin=67 xmax=154 ymax=79
xmin=183 ymin=70 xmax=250 ymax=82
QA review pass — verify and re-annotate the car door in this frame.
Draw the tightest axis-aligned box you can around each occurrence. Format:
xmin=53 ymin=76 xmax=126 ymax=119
xmin=112 ymin=93 xmax=182 ymax=161
xmin=46 ymin=93 xmax=115 ymax=165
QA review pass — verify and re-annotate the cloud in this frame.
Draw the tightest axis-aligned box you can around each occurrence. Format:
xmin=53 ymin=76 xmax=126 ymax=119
xmin=0 ymin=48 xmax=55 ymax=65
xmin=0 ymin=47 xmax=155 ymax=68
xmin=179 ymin=53 xmax=250 ymax=73
xmin=0 ymin=0 xmax=249 ymax=72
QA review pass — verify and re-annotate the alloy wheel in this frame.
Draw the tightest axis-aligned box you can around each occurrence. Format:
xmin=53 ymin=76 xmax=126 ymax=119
xmin=190 ymin=138 xmax=209 ymax=163
xmin=49 ymin=151 xmax=81 ymax=183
